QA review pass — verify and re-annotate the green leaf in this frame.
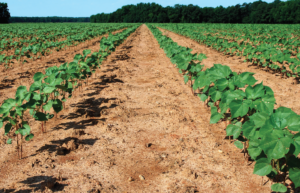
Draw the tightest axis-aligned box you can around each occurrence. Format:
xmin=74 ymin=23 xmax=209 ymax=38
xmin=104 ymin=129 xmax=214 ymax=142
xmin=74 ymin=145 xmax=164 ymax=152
xmin=15 ymin=86 xmax=28 ymax=105
xmin=0 ymin=99 xmax=16 ymax=114
xmin=229 ymin=100 xmax=251 ymax=118
xmin=25 ymin=134 xmax=34 ymax=141
xmin=226 ymin=122 xmax=242 ymax=139
xmin=30 ymin=81 xmax=42 ymax=92
xmin=249 ymin=112 xmax=270 ymax=128
xmin=183 ymin=75 xmax=189 ymax=84
xmin=43 ymin=100 xmax=53 ymax=111
xmin=43 ymin=86 xmax=56 ymax=94
xmin=293 ymin=134 xmax=300 ymax=156
xmin=197 ymin=53 xmax=207 ymax=61
xmin=19 ymin=124 xmax=31 ymax=136
xmin=234 ymin=141 xmax=244 ymax=149
xmin=271 ymin=183 xmax=287 ymax=192
xmin=83 ymin=49 xmax=91 ymax=57
xmin=238 ymin=72 xmax=257 ymax=87
xmin=260 ymin=135 xmax=293 ymax=160
xmin=253 ymin=158 xmax=272 ymax=176
xmin=208 ymin=87 xmax=222 ymax=102
xmin=33 ymin=72 xmax=44 ymax=82
xmin=4 ymin=123 xmax=12 ymax=135
xmin=287 ymin=114 xmax=300 ymax=132
xmin=245 ymin=82 xmax=264 ymax=100
xmin=288 ymin=157 xmax=300 ymax=188
xmin=198 ymin=93 xmax=208 ymax=102
xmin=7 ymin=138 xmax=12 ymax=144
xmin=53 ymin=99 xmax=63 ymax=113
xmin=210 ymin=106 xmax=223 ymax=124
xmin=34 ymin=112 xmax=48 ymax=121
xmin=215 ymin=78 xmax=229 ymax=91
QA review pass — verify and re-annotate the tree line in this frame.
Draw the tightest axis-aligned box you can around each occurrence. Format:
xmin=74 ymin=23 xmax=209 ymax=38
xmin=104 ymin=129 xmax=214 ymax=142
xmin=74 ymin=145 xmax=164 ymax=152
xmin=91 ymin=0 xmax=300 ymax=24
xmin=9 ymin=17 xmax=90 ymax=23
xmin=0 ymin=2 xmax=10 ymax=23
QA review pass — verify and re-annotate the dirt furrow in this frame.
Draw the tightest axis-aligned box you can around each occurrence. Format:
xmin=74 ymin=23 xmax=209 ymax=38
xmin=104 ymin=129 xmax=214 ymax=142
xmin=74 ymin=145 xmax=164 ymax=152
xmin=159 ymin=28 xmax=300 ymax=115
xmin=0 ymin=25 xmax=270 ymax=192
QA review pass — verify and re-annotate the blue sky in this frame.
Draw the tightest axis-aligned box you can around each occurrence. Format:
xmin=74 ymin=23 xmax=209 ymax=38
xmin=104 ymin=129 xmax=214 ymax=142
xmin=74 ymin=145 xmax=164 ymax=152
xmin=4 ymin=0 xmax=285 ymax=17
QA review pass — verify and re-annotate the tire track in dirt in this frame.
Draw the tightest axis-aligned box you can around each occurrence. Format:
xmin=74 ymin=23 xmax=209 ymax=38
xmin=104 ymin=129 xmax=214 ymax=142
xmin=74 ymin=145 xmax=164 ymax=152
xmin=0 ymin=25 xmax=270 ymax=192
xmin=158 ymin=27 xmax=300 ymax=115
xmin=0 ymin=28 xmax=126 ymax=105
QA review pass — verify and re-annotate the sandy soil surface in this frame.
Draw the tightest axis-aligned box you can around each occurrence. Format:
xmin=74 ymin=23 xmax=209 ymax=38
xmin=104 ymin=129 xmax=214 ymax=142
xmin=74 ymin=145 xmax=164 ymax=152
xmin=159 ymin=28 xmax=300 ymax=115
xmin=0 ymin=25 xmax=278 ymax=192
xmin=0 ymin=28 xmax=126 ymax=105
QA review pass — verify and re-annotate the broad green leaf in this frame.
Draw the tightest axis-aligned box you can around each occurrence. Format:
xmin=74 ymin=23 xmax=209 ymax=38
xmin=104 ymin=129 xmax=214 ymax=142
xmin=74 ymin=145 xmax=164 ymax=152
xmin=0 ymin=99 xmax=16 ymax=114
xmin=43 ymin=100 xmax=53 ymax=111
xmin=245 ymin=82 xmax=264 ymax=100
xmin=53 ymin=99 xmax=63 ymax=113
xmin=33 ymin=72 xmax=44 ymax=82
xmin=15 ymin=86 xmax=28 ymax=105
xmin=271 ymin=183 xmax=287 ymax=192
xmin=253 ymin=158 xmax=272 ymax=176
xmin=43 ymin=86 xmax=56 ymax=94
xmin=198 ymin=93 xmax=208 ymax=102
xmin=260 ymin=135 xmax=293 ymax=159
xmin=249 ymin=112 xmax=270 ymax=128
xmin=288 ymin=157 xmax=300 ymax=188
xmin=210 ymin=106 xmax=223 ymax=124
xmin=183 ymin=75 xmax=189 ymax=84
xmin=4 ymin=123 xmax=12 ymax=135
xmin=30 ymin=81 xmax=42 ymax=92
xmin=19 ymin=124 xmax=31 ymax=136
xmin=229 ymin=99 xmax=251 ymax=118
xmin=34 ymin=112 xmax=48 ymax=121
xmin=226 ymin=122 xmax=242 ymax=139
xmin=287 ymin=114 xmax=300 ymax=132
xmin=208 ymin=87 xmax=222 ymax=102
xmin=215 ymin=78 xmax=228 ymax=91
xmin=234 ymin=141 xmax=243 ymax=149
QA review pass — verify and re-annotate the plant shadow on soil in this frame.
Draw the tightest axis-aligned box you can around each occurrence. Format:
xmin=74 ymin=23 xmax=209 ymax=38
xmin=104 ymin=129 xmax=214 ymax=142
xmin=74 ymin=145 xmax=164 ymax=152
xmin=15 ymin=176 xmax=67 ymax=193
xmin=35 ymin=136 xmax=97 ymax=155
xmin=0 ymin=176 xmax=67 ymax=193
xmin=0 ymin=78 xmax=16 ymax=89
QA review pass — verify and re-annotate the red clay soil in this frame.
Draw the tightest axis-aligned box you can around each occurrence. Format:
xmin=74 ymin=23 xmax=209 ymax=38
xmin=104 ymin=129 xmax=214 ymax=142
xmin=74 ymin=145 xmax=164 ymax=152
xmin=0 ymin=25 xmax=277 ymax=192
xmin=158 ymin=28 xmax=300 ymax=115
xmin=0 ymin=28 xmax=126 ymax=105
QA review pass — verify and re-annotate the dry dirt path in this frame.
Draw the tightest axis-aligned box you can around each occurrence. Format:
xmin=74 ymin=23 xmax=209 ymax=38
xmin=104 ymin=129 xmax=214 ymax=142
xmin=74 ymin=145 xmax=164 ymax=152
xmin=159 ymin=28 xmax=300 ymax=115
xmin=0 ymin=28 xmax=126 ymax=105
xmin=0 ymin=25 xmax=270 ymax=192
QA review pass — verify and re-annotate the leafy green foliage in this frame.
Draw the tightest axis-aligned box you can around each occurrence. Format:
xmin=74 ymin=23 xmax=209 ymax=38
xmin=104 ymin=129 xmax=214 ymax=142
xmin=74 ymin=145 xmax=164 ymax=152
xmin=149 ymin=24 xmax=300 ymax=191
xmin=0 ymin=24 xmax=139 ymax=160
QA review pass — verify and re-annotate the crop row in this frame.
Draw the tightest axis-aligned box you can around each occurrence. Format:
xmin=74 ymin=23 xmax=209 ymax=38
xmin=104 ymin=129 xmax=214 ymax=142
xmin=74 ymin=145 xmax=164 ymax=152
xmin=155 ymin=24 xmax=300 ymax=79
xmin=0 ymin=23 xmax=132 ymax=65
xmin=148 ymin=24 xmax=300 ymax=193
xmin=0 ymin=24 xmax=140 ymax=159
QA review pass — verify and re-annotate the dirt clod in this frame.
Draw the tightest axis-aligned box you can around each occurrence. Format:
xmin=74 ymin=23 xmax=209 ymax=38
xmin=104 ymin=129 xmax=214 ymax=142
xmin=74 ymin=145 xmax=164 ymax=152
xmin=139 ymin=175 xmax=145 ymax=181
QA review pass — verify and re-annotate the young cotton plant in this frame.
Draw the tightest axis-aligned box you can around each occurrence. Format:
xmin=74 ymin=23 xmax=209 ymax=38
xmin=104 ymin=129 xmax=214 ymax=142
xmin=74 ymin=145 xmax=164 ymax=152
xmin=149 ymin=24 xmax=300 ymax=192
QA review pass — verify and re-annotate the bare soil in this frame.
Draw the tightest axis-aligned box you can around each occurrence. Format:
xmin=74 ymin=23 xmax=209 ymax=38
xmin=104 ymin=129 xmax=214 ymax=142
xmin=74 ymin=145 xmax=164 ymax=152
xmin=0 ymin=25 xmax=285 ymax=192
xmin=159 ymin=28 xmax=300 ymax=115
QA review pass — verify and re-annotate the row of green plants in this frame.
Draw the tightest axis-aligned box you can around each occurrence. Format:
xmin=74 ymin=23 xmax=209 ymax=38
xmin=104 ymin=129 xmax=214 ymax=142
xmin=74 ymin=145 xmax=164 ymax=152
xmin=154 ymin=24 xmax=300 ymax=79
xmin=175 ymin=24 xmax=300 ymax=53
xmin=0 ymin=23 xmax=133 ymax=65
xmin=0 ymin=24 xmax=140 ymax=159
xmin=148 ymin=24 xmax=300 ymax=193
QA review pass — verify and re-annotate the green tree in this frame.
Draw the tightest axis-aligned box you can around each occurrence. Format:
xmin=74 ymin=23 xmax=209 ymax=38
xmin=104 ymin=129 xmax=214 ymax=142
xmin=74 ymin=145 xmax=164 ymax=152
xmin=0 ymin=2 xmax=10 ymax=23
